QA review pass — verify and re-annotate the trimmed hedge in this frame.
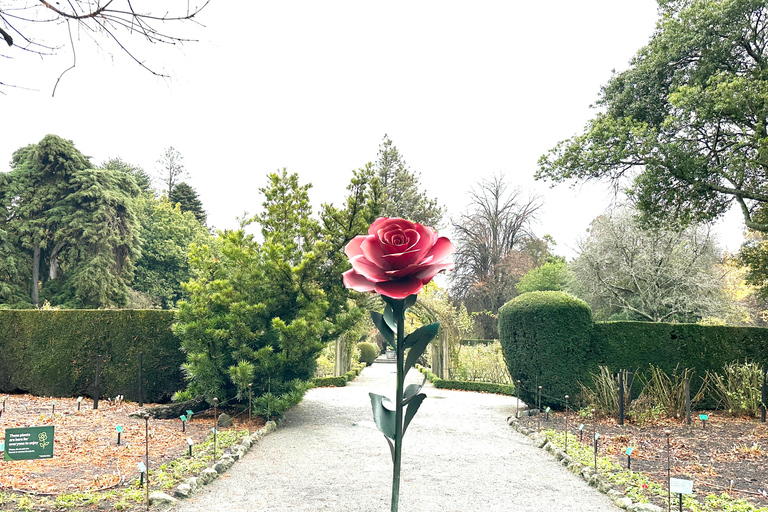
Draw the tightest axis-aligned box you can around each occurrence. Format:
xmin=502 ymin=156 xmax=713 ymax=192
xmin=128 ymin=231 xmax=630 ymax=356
xmin=313 ymin=364 xmax=364 ymax=388
xmin=0 ymin=310 xmax=184 ymax=402
xmin=357 ymin=342 xmax=379 ymax=366
xmin=416 ymin=365 xmax=517 ymax=396
xmin=594 ymin=322 xmax=768 ymax=375
xmin=498 ymin=292 xmax=768 ymax=408
xmin=498 ymin=292 xmax=595 ymax=407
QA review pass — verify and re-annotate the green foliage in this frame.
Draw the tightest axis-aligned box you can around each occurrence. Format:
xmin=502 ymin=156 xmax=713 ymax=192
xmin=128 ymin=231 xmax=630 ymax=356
xmin=169 ymin=181 xmax=207 ymax=225
xmin=498 ymin=291 xmax=594 ymax=407
xmin=252 ymin=380 xmax=311 ymax=420
xmin=132 ymin=196 xmax=210 ymax=308
xmin=5 ymin=135 xmax=141 ymax=308
xmin=708 ymin=360 xmax=766 ymax=417
xmin=631 ymin=364 xmax=708 ymax=422
xmin=175 ymin=170 xmax=328 ymax=409
xmin=516 ymin=259 xmax=568 ymax=294
xmin=357 ymin=342 xmax=378 ymax=366
xmin=374 ymin=134 xmax=443 ymax=228
xmin=452 ymin=341 xmax=512 ymax=384
xmin=537 ymin=0 xmax=768 ymax=233
xmin=0 ymin=309 xmax=183 ymax=401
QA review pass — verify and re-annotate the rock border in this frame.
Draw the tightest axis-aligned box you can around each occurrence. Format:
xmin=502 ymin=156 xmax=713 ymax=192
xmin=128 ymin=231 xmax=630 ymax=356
xmin=148 ymin=420 xmax=279 ymax=506
xmin=507 ymin=417 xmax=663 ymax=512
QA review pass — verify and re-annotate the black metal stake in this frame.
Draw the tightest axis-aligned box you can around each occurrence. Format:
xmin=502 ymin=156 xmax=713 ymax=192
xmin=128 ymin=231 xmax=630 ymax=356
xmin=248 ymin=383 xmax=253 ymax=424
xmin=145 ymin=413 xmax=150 ymax=511
xmin=537 ymin=386 xmax=542 ymax=432
xmin=213 ymin=397 xmax=218 ymax=426
xmin=138 ymin=353 xmax=144 ymax=408
xmin=679 ymin=493 xmax=683 ymax=512
xmin=627 ymin=452 xmax=631 ymax=470
xmin=685 ymin=378 xmax=691 ymax=425
xmin=564 ymin=395 xmax=569 ymax=454
xmin=93 ymin=355 xmax=103 ymax=410
xmin=666 ymin=430 xmax=671 ymax=512
xmin=618 ymin=371 xmax=624 ymax=426
xmin=213 ymin=428 xmax=217 ymax=461
xmin=51 ymin=402 xmax=55 ymax=417
xmin=182 ymin=419 xmax=186 ymax=433
xmin=761 ymin=367 xmax=766 ymax=423
xmin=117 ymin=432 xmax=121 ymax=445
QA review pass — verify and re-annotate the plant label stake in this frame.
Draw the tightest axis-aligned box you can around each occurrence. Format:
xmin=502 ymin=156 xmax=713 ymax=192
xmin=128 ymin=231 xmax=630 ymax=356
xmin=186 ymin=410 xmax=194 ymax=422
xmin=77 ymin=396 xmax=82 ymax=411
xmin=594 ymin=432 xmax=600 ymax=473
xmin=213 ymin=398 xmax=218 ymax=426
xmin=116 ymin=425 xmax=123 ymax=445
xmin=137 ymin=461 xmax=146 ymax=487
xmin=51 ymin=400 xmax=55 ymax=417
xmin=699 ymin=414 xmax=708 ymax=429
xmin=564 ymin=395 xmax=569 ymax=453
xmin=579 ymin=423 xmax=584 ymax=443
xmin=625 ymin=446 xmax=633 ymax=470
xmin=670 ymin=478 xmax=693 ymax=512
xmin=180 ymin=415 xmax=186 ymax=432
xmin=545 ymin=406 xmax=551 ymax=421
xmin=187 ymin=437 xmax=193 ymax=457
xmin=2 ymin=396 xmax=6 ymax=412
xmin=212 ymin=427 xmax=217 ymax=461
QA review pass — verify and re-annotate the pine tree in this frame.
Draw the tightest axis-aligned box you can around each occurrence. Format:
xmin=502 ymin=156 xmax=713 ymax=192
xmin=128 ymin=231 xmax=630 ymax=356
xmin=169 ymin=182 xmax=207 ymax=225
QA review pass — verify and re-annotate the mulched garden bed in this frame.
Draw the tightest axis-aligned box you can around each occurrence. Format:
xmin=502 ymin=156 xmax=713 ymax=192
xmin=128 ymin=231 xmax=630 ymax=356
xmin=0 ymin=394 xmax=263 ymax=497
xmin=517 ymin=410 xmax=768 ymax=510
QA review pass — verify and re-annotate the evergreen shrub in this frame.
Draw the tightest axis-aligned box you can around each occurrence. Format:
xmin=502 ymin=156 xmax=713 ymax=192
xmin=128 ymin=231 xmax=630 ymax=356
xmin=498 ymin=292 xmax=595 ymax=408
xmin=0 ymin=310 xmax=183 ymax=402
xmin=357 ymin=342 xmax=379 ymax=366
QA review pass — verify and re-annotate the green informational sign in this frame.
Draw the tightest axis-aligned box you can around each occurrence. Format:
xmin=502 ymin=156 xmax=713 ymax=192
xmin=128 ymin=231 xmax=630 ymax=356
xmin=3 ymin=426 xmax=55 ymax=461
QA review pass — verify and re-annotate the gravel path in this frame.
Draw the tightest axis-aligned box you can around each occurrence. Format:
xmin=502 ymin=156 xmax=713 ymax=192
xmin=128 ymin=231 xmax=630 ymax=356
xmin=172 ymin=362 xmax=618 ymax=512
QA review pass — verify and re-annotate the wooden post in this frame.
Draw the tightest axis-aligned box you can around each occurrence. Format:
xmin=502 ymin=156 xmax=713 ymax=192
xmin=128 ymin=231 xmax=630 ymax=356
xmin=685 ymin=378 xmax=691 ymax=425
xmin=93 ymin=355 xmax=103 ymax=410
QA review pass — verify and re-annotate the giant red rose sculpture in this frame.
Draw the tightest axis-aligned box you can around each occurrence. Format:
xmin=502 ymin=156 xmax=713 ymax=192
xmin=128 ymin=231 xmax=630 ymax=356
xmin=342 ymin=217 xmax=454 ymax=299
xmin=343 ymin=218 xmax=454 ymax=512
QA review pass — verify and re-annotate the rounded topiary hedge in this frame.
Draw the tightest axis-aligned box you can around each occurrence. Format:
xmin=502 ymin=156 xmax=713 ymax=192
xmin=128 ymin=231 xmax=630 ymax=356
xmin=498 ymin=291 xmax=595 ymax=408
xmin=357 ymin=342 xmax=379 ymax=366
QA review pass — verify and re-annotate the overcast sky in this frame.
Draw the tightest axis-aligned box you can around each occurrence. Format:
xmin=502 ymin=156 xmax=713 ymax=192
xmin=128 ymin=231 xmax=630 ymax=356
xmin=0 ymin=1 xmax=746 ymax=259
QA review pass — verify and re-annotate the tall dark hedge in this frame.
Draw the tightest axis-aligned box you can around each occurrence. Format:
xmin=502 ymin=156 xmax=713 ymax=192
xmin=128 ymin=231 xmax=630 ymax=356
xmin=593 ymin=322 xmax=768 ymax=375
xmin=498 ymin=291 xmax=595 ymax=407
xmin=0 ymin=310 xmax=184 ymax=402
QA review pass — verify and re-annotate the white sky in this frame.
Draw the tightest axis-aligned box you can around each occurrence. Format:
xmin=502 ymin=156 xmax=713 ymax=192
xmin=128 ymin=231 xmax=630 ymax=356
xmin=0 ymin=1 xmax=746 ymax=259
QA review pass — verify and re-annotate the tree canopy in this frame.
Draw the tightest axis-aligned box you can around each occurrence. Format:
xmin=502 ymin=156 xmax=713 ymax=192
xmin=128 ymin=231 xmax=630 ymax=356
xmin=568 ymin=207 xmax=730 ymax=322
xmin=374 ymin=135 xmax=444 ymax=228
xmin=537 ymin=0 xmax=768 ymax=232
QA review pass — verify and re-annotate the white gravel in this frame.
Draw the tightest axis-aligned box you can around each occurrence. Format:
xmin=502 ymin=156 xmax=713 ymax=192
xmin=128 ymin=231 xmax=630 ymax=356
xmin=171 ymin=362 xmax=619 ymax=512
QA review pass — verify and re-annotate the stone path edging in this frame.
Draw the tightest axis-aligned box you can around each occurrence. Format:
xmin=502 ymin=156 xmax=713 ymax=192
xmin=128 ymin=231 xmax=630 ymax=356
xmin=147 ymin=420 xmax=279 ymax=506
xmin=507 ymin=417 xmax=663 ymax=512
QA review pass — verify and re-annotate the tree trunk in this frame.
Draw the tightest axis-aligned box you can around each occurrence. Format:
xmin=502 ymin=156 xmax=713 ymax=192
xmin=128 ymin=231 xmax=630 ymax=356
xmin=131 ymin=395 xmax=207 ymax=420
xmin=32 ymin=243 xmax=40 ymax=307
xmin=48 ymin=241 xmax=65 ymax=280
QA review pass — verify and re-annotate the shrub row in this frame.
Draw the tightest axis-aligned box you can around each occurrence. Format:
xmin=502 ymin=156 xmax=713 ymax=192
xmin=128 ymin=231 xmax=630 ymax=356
xmin=0 ymin=309 xmax=185 ymax=402
xmin=416 ymin=365 xmax=517 ymax=396
xmin=499 ymin=292 xmax=768 ymax=409
xmin=313 ymin=364 xmax=364 ymax=388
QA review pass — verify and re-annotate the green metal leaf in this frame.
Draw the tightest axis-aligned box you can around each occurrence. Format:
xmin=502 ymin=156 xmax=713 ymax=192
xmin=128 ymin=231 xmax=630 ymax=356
xmin=383 ymin=304 xmax=396 ymax=333
xmin=402 ymin=375 xmax=427 ymax=405
xmin=369 ymin=393 xmax=396 ymax=440
xmin=403 ymin=393 xmax=426 ymax=434
xmin=404 ymin=294 xmax=418 ymax=310
xmin=370 ymin=311 xmax=394 ymax=345
xmin=403 ymin=323 xmax=439 ymax=373
xmin=403 ymin=322 xmax=439 ymax=350
xmin=384 ymin=436 xmax=395 ymax=463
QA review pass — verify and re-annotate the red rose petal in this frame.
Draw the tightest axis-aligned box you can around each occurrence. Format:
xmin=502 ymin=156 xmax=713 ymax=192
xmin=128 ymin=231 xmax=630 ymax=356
xmin=413 ymin=262 xmax=455 ymax=282
xmin=344 ymin=236 xmax=367 ymax=259
xmin=349 ymin=255 xmax=389 ymax=282
xmin=381 ymin=248 xmax=422 ymax=269
xmin=375 ymin=278 xmax=425 ymax=299
xmin=360 ymin=236 xmax=392 ymax=270
xmin=423 ymin=237 xmax=454 ymax=263
xmin=342 ymin=269 xmax=377 ymax=292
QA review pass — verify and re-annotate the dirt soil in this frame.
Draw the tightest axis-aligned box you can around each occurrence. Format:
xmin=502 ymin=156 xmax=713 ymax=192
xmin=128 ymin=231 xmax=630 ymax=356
xmin=517 ymin=410 xmax=768 ymax=510
xmin=0 ymin=394 xmax=263 ymax=496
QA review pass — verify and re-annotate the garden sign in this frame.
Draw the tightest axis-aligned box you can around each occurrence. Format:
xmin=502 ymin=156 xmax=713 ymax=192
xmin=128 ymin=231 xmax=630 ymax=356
xmin=3 ymin=426 xmax=55 ymax=461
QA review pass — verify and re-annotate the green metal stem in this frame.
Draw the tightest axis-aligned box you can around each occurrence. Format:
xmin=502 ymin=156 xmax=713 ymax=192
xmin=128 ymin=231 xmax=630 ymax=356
xmin=391 ymin=307 xmax=405 ymax=512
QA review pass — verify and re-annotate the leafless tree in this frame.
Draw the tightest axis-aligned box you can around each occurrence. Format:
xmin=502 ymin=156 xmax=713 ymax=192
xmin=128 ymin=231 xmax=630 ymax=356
xmin=0 ymin=1 xmax=210 ymax=93
xmin=450 ymin=174 xmax=542 ymax=337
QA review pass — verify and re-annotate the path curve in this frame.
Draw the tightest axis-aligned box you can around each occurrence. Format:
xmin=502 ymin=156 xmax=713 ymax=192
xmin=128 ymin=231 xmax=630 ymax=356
xmin=172 ymin=362 xmax=618 ymax=512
